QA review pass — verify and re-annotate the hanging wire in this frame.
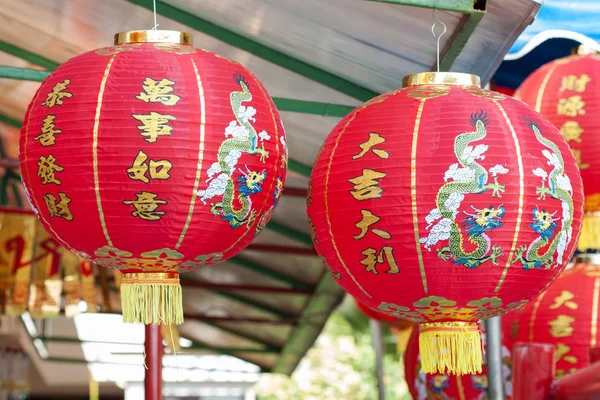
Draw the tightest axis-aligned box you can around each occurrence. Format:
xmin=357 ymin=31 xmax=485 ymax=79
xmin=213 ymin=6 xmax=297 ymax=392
xmin=152 ymin=0 xmax=159 ymax=30
xmin=431 ymin=5 xmax=447 ymax=72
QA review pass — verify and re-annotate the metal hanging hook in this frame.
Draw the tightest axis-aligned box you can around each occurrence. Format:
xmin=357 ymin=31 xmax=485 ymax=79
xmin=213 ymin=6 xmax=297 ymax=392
xmin=431 ymin=7 xmax=447 ymax=72
xmin=151 ymin=0 xmax=159 ymax=30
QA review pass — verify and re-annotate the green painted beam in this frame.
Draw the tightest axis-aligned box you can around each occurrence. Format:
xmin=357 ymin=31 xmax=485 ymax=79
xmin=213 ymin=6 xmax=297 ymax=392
xmin=439 ymin=9 xmax=486 ymax=71
xmin=227 ymin=257 xmax=311 ymax=289
xmin=125 ymin=0 xmax=378 ymax=101
xmin=266 ymin=220 xmax=313 ymax=247
xmin=0 ymin=113 xmax=21 ymax=129
xmin=287 ymin=158 xmax=312 ymax=178
xmin=39 ymin=335 xmax=276 ymax=353
xmin=272 ymin=273 xmax=345 ymax=375
xmin=367 ymin=0 xmax=484 ymax=13
xmin=272 ymin=98 xmax=355 ymax=117
xmin=210 ymin=287 xmax=296 ymax=319
xmin=0 ymin=66 xmax=49 ymax=82
xmin=0 ymin=40 xmax=60 ymax=70
xmin=198 ymin=318 xmax=284 ymax=351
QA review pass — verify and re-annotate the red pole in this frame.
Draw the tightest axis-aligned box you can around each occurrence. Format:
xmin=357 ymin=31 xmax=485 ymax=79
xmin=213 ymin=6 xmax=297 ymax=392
xmin=512 ymin=342 xmax=555 ymax=400
xmin=144 ymin=324 xmax=163 ymax=400
xmin=551 ymin=360 xmax=600 ymax=399
xmin=589 ymin=347 xmax=600 ymax=364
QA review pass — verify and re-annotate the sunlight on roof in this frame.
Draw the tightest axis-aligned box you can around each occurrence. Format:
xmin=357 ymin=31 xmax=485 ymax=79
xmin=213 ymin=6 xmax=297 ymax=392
xmin=74 ymin=313 xmax=260 ymax=384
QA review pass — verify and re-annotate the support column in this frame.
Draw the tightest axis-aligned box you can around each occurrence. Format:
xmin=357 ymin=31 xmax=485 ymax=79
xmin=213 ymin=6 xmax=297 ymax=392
xmin=144 ymin=324 xmax=163 ymax=400
xmin=370 ymin=320 xmax=385 ymax=400
xmin=485 ymin=317 xmax=504 ymax=400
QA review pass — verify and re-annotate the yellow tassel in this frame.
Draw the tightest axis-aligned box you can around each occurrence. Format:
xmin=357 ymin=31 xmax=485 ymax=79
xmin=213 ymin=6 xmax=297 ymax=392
xmin=120 ymin=272 xmax=183 ymax=325
xmin=577 ymin=213 xmax=600 ymax=252
xmin=418 ymin=321 xmax=483 ymax=375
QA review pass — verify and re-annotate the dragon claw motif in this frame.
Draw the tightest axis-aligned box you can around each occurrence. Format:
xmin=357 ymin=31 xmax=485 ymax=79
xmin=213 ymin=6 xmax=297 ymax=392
xmin=437 ymin=247 xmax=451 ymax=261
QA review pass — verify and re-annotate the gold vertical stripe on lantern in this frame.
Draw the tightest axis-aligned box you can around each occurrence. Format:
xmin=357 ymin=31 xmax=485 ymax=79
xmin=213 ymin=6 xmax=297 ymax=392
xmin=410 ymin=98 xmax=428 ymax=293
xmin=494 ymin=100 xmax=525 ymax=292
xmin=0 ymin=213 xmax=36 ymax=316
xmin=175 ymin=58 xmax=206 ymax=249
xmin=324 ymin=112 xmax=373 ymax=299
xmin=92 ymin=55 xmax=117 ymax=247
xmin=591 ymin=278 xmax=600 ymax=347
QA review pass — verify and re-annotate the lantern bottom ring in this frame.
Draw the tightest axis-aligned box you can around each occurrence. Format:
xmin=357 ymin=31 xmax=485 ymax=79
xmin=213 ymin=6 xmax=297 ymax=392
xmin=121 ymin=272 xmax=183 ymax=325
xmin=418 ymin=321 xmax=483 ymax=375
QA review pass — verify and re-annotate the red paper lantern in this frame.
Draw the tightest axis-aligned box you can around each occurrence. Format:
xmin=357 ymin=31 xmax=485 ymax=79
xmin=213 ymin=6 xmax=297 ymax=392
xmin=404 ymin=320 xmax=516 ymax=400
xmin=356 ymin=298 xmax=414 ymax=353
xmin=307 ymin=72 xmax=584 ymax=374
xmin=19 ymin=31 xmax=287 ymax=324
xmin=515 ymin=52 xmax=600 ymax=251
xmin=506 ymin=255 xmax=600 ymax=378
xmin=356 ymin=298 xmax=411 ymax=326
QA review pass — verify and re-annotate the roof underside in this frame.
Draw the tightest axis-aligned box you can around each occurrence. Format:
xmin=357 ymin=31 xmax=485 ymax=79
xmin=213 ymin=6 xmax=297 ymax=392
xmin=0 ymin=0 xmax=540 ymax=392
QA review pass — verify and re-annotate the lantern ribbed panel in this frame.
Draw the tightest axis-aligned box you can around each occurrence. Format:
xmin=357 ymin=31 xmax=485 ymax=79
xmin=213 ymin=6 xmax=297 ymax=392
xmin=19 ymin=42 xmax=287 ymax=273
xmin=19 ymin=40 xmax=287 ymax=324
xmin=404 ymin=319 xmax=517 ymax=400
xmin=309 ymin=82 xmax=583 ymax=372
xmin=516 ymin=55 xmax=600 ymax=250
xmin=308 ymin=85 xmax=583 ymax=324
xmin=506 ymin=261 xmax=600 ymax=378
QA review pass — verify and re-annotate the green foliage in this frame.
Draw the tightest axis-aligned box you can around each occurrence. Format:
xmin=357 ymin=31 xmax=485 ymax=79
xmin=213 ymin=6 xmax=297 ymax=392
xmin=254 ymin=312 xmax=410 ymax=400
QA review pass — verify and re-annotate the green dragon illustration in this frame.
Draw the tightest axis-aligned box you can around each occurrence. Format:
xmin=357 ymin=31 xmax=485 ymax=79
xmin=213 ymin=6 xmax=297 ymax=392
xmin=420 ymin=111 xmax=507 ymax=269
xmin=197 ymin=73 xmax=269 ymax=228
xmin=512 ymin=118 xmax=574 ymax=270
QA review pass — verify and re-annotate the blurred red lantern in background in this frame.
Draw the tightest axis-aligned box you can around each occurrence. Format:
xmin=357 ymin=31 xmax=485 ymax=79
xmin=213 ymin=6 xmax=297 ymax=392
xmin=19 ymin=30 xmax=287 ymax=324
xmin=308 ymin=72 xmax=584 ymax=374
xmin=506 ymin=255 xmax=600 ymax=378
xmin=404 ymin=318 xmax=517 ymax=400
xmin=515 ymin=51 xmax=600 ymax=251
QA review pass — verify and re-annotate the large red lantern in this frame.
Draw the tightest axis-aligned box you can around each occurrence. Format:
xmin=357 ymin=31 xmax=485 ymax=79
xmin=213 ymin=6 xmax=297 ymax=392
xmin=515 ymin=51 xmax=600 ymax=251
xmin=307 ymin=72 xmax=584 ymax=374
xmin=404 ymin=320 xmax=516 ymax=400
xmin=19 ymin=31 xmax=287 ymax=324
xmin=507 ymin=255 xmax=600 ymax=378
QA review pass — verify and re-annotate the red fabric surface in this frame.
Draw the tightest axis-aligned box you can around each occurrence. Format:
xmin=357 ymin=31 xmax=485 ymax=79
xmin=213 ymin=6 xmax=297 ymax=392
xmin=355 ymin=298 xmax=413 ymax=329
xmin=506 ymin=262 xmax=600 ymax=378
xmin=19 ymin=42 xmax=287 ymax=273
xmin=307 ymin=84 xmax=584 ymax=324
xmin=516 ymin=54 xmax=600 ymax=210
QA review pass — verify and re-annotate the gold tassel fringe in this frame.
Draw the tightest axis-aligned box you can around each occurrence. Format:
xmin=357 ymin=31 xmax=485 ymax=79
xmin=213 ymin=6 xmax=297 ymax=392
xmin=577 ymin=213 xmax=600 ymax=252
xmin=418 ymin=322 xmax=483 ymax=375
xmin=120 ymin=272 xmax=183 ymax=325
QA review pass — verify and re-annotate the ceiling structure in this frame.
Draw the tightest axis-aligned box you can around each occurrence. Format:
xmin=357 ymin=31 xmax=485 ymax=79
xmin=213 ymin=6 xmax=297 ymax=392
xmin=0 ymin=0 xmax=541 ymax=393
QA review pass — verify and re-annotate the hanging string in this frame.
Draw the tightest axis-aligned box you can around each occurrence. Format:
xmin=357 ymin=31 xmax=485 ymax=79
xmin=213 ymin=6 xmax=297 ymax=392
xmin=152 ymin=0 xmax=159 ymax=30
xmin=142 ymin=347 xmax=148 ymax=370
xmin=168 ymin=324 xmax=180 ymax=377
xmin=431 ymin=5 xmax=447 ymax=72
